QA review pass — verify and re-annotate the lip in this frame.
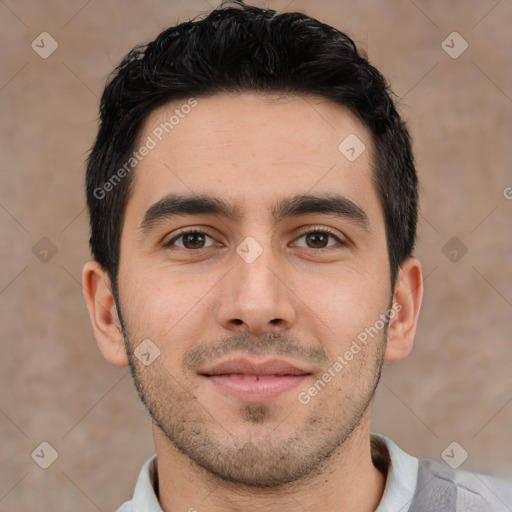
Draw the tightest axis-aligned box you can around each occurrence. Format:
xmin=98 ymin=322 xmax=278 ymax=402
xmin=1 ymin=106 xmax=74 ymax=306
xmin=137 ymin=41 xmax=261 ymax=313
xmin=200 ymin=358 xmax=312 ymax=403
xmin=202 ymin=358 xmax=310 ymax=377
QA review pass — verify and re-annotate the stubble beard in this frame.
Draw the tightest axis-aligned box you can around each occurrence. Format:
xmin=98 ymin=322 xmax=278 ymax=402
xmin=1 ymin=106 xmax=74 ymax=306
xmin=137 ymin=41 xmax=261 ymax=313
xmin=114 ymin=286 xmax=387 ymax=488
xmin=123 ymin=335 xmax=385 ymax=488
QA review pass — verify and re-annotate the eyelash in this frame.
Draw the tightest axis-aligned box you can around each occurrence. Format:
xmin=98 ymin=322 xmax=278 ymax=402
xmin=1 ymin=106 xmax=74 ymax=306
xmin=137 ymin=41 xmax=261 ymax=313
xmin=165 ymin=227 xmax=346 ymax=250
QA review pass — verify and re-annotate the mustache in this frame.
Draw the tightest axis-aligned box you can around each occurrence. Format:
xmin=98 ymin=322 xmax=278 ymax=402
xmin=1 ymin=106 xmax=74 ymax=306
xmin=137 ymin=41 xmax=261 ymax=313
xmin=183 ymin=331 xmax=329 ymax=371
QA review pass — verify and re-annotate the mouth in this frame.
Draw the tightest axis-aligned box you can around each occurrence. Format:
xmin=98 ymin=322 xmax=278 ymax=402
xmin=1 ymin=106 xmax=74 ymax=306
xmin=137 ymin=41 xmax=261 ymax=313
xmin=200 ymin=358 xmax=312 ymax=403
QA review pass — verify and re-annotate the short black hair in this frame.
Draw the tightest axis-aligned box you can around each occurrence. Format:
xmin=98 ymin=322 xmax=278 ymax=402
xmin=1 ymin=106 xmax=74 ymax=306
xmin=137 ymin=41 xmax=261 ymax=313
xmin=86 ymin=0 xmax=418 ymax=289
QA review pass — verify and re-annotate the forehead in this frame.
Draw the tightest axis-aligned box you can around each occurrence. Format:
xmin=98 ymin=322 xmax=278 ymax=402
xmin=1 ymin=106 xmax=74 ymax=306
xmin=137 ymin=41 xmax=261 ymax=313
xmin=128 ymin=92 xmax=381 ymax=223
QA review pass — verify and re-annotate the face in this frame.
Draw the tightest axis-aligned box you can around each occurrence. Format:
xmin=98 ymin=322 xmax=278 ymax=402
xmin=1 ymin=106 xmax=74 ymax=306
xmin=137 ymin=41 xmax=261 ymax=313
xmin=116 ymin=92 xmax=393 ymax=486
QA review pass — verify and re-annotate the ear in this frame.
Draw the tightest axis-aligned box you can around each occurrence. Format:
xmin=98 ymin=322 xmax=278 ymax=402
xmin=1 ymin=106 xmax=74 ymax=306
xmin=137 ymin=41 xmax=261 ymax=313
xmin=384 ymin=257 xmax=424 ymax=363
xmin=82 ymin=260 xmax=129 ymax=367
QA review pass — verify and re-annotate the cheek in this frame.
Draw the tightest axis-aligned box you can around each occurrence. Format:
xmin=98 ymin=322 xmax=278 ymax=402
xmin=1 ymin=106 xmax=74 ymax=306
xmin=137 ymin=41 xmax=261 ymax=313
xmin=301 ymin=270 xmax=389 ymax=333
xmin=119 ymin=266 xmax=217 ymax=347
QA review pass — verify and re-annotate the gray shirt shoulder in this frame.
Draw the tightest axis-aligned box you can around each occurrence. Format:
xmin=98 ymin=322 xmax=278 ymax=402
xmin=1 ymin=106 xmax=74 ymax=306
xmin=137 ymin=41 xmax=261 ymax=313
xmin=411 ymin=457 xmax=512 ymax=512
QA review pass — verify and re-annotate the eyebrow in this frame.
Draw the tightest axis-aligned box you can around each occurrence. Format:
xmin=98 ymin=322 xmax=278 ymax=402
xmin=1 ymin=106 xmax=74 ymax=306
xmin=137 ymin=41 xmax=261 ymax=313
xmin=138 ymin=192 xmax=370 ymax=235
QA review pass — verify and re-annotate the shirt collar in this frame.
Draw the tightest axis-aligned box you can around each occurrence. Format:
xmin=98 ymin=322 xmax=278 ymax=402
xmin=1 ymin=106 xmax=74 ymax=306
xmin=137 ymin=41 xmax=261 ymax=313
xmin=129 ymin=454 xmax=162 ymax=511
xmin=374 ymin=434 xmax=419 ymax=512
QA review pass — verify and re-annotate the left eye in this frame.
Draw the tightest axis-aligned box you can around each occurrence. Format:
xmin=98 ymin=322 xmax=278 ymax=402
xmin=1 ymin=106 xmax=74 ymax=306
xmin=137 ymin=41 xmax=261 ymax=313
xmin=294 ymin=231 xmax=340 ymax=249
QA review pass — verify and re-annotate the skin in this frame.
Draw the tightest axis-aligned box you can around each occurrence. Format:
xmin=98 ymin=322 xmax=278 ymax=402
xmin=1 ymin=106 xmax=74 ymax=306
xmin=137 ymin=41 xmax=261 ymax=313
xmin=83 ymin=92 xmax=423 ymax=512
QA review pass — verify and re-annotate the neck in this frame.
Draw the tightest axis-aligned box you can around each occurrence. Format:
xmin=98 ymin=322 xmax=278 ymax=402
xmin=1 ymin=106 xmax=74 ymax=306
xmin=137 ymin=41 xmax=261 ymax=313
xmin=153 ymin=414 xmax=386 ymax=512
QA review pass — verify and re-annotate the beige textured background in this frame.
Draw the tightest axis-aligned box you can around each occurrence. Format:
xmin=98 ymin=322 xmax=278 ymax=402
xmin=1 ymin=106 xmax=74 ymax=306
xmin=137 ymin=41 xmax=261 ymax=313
xmin=1 ymin=0 xmax=511 ymax=510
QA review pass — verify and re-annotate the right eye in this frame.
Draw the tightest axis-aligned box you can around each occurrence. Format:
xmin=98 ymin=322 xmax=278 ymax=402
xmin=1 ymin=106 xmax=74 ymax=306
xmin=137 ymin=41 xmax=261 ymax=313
xmin=164 ymin=230 xmax=219 ymax=250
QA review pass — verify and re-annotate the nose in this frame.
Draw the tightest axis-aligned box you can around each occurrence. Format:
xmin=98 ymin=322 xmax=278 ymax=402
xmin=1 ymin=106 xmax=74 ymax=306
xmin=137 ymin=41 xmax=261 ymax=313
xmin=216 ymin=246 xmax=297 ymax=336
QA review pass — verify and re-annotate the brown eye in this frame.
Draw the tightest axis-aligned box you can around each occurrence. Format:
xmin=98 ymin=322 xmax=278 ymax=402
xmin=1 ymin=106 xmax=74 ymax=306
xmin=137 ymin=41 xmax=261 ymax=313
xmin=295 ymin=229 xmax=341 ymax=249
xmin=182 ymin=233 xmax=207 ymax=249
xmin=305 ymin=232 xmax=330 ymax=248
xmin=168 ymin=231 xmax=216 ymax=250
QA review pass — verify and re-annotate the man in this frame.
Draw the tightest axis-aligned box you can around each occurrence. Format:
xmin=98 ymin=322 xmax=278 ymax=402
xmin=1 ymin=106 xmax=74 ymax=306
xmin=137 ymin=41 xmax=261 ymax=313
xmin=82 ymin=1 xmax=511 ymax=510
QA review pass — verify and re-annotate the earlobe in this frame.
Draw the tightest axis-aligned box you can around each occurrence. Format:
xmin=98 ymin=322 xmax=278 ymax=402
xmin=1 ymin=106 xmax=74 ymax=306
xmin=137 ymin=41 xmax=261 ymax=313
xmin=384 ymin=257 xmax=424 ymax=363
xmin=82 ymin=260 xmax=129 ymax=367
